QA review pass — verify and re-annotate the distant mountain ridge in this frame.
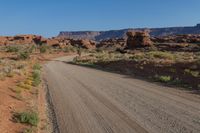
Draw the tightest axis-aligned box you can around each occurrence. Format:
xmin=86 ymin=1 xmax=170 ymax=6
xmin=58 ymin=24 xmax=200 ymax=41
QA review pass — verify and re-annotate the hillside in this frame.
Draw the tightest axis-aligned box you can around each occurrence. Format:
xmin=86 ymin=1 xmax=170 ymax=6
xmin=58 ymin=24 xmax=200 ymax=41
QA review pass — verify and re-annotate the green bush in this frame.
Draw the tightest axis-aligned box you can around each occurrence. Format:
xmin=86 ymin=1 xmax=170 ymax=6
xmin=184 ymin=69 xmax=199 ymax=77
xmin=39 ymin=45 xmax=48 ymax=53
xmin=96 ymin=48 xmax=104 ymax=53
xmin=18 ymin=51 xmax=30 ymax=60
xmin=147 ymin=51 xmax=174 ymax=60
xmin=63 ymin=46 xmax=77 ymax=53
xmin=129 ymin=54 xmax=145 ymax=61
xmin=33 ymin=63 xmax=41 ymax=70
xmin=22 ymin=128 xmax=33 ymax=133
xmin=13 ymin=111 xmax=39 ymax=126
xmin=28 ymin=45 xmax=36 ymax=53
xmin=155 ymin=75 xmax=171 ymax=83
xmin=32 ymin=70 xmax=41 ymax=87
xmin=6 ymin=46 xmax=20 ymax=53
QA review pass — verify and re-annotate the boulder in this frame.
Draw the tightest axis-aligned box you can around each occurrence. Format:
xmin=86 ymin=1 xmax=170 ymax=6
xmin=70 ymin=39 xmax=96 ymax=49
xmin=126 ymin=31 xmax=153 ymax=49
xmin=81 ymin=39 xmax=96 ymax=49
xmin=46 ymin=39 xmax=60 ymax=47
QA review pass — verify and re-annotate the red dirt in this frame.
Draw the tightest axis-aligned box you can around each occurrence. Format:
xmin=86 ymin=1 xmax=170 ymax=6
xmin=0 ymin=52 xmax=72 ymax=133
xmin=0 ymin=75 xmax=27 ymax=133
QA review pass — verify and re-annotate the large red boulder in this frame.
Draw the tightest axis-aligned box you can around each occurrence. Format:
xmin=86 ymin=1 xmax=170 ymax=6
xmin=70 ymin=39 xmax=96 ymax=49
xmin=126 ymin=31 xmax=153 ymax=49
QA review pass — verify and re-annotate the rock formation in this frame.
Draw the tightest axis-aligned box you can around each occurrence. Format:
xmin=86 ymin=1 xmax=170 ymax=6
xmin=0 ymin=35 xmax=44 ymax=46
xmin=126 ymin=31 xmax=153 ymax=49
xmin=152 ymin=34 xmax=200 ymax=43
xmin=70 ymin=39 xmax=96 ymax=49
xmin=0 ymin=35 xmax=95 ymax=49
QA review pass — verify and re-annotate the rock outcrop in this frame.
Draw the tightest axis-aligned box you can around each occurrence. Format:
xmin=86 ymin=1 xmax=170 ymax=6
xmin=70 ymin=39 xmax=96 ymax=49
xmin=126 ymin=31 xmax=153 ymax=49
xmin=0 ymin=35 xmax=95 ymax=49
xmin=0 ymin=35 xmax=45 ymax=46
xmin=152 ymin=34 xmax=200 ymax=43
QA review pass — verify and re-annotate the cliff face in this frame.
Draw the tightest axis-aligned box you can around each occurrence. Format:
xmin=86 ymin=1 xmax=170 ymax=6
xmin=58 ymin=24 xmax=200 ymax=41
xmin=59 ymin=31 xmax=100 ymax=40
xmin=58 ymin=29 xmax=131 ymax=41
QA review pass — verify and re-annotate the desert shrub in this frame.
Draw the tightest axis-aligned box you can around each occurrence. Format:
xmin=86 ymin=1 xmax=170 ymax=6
xmin=6 ymin=71 xmax=14 ymax=77
xmin=16 ymin=64 xmax=25 ymax=70
xmin=32 ymin=70 xmax=41 ymax=87
xmin=18 ymin=82 xmax=32 ymax=90
xmin=32 ymin=63 xmax=41 ymax=87
xmin=13 ymin=111 xmax=39 ymax=126
xmin=169 ymin=68 xmax=176 ymax=73
xmin=63 ymin=46 xmax=77 ymax=53
xmin=184 ymin=69 xmax=199 ymax=77
xmin=33 ymin=63 xmax=41 ymax=70
xmin=24 ymin=79 xmax=33 ymax=85
xmin=6 ymin=46 xmax=20 ymax=52
xmin=3 ymin=66 xmax=14 ymax=77
xmin=14 ymin=93 xmax=23 ymax=101
xmin=95 ymin=52 xmax=109 ymax=62
xmin=129 ymin=53 xmax=145 ymax=61
xmin=147 ymin=51 xmax=174 ymax=60
xmin=96 ymin=48 xmax=104 ymax=53
xmin=73 ymin=56 xmax=79 ymax=63
xmin=18 ymin=51 xmax=30 ymax=60
xmin=170 ymin=78 xmax=182 ymax=85
xmin=77 ymin=48 xmax=83 ymax=56
xmin=73 ymin=56 xmax=96 ymax=66
xmin=155 ymin=75 xmax=171 ymax=83
xmin=10 ymin=86 xmax=22 ymax=94
xmin=0 ymin=73 xmax=6 ymax=81
xmin=22 ymin=128 xmax=33 ymax=133
xmin=198 ymin=84 xmax=200 ymax=89
xmin=39 ymin=45 xmax=48 ymax=53
xmin=28 ymin=45 xmax=36 ymax=53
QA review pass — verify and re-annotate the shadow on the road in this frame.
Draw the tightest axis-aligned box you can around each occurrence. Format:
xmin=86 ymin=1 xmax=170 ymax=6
xmin=57 ymin=60 xmax=200 ymax=96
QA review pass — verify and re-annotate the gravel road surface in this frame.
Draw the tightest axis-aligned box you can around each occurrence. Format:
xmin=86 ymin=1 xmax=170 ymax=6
xmin=44 ymin=55 xmax=200 ymax=133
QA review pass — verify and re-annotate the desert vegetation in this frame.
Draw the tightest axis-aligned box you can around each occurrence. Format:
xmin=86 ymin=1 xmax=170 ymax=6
xmin=13 ymin=111 xmax=39 ymax=126
xmin=72 ymin=31 xmax=200 ymax=90
xmin=0 ymin=43 xmax=79 ymax=133
xmin=73 ymin=48 xmax=200 ymax=90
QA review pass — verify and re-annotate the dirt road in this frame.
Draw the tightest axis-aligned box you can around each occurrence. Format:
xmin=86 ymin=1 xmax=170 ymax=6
xmin=44 ymin=55 xmax=200 ymax=133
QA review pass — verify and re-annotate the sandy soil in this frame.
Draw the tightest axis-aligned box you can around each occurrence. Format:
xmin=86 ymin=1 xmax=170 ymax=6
xmin=0 ymin=52 xmax=71 ymax=133
xmin=44 ymin=55 xmax=200 ymax=133
xmin=0 ymin=75 xmax=27 ymax=133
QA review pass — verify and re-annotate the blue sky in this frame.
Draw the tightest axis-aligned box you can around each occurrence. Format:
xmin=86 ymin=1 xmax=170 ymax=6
xmin=0 ymin=0 xmax=200 ymax=37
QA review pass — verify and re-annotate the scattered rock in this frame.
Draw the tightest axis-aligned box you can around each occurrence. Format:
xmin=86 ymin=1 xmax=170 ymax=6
xmin=0 ymin=35 xmax=44 ymax=46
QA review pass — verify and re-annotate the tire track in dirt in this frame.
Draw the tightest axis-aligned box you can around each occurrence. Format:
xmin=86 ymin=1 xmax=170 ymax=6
xmin=44 ymin=56 xmax=200 ymax=133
